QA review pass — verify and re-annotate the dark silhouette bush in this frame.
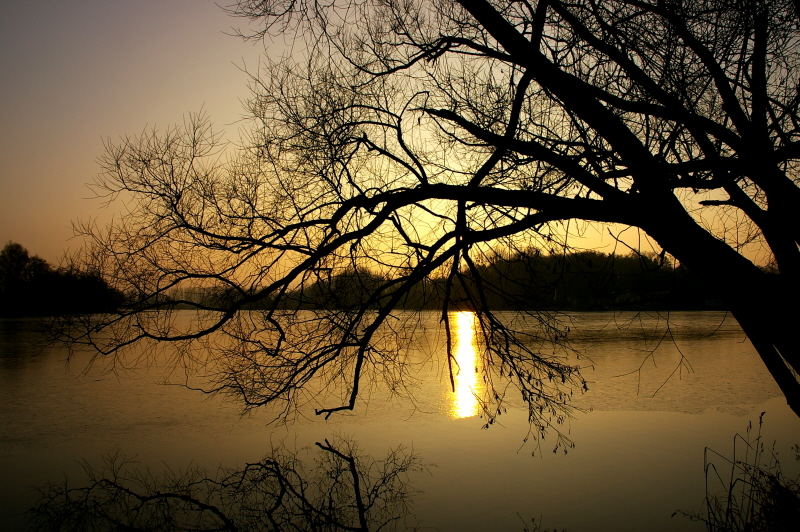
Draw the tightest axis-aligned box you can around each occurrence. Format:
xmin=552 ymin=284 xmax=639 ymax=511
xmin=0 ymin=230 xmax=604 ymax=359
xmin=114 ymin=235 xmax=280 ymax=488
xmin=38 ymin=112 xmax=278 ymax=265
xmin=0 ymin=242 xmax=123 ymax=316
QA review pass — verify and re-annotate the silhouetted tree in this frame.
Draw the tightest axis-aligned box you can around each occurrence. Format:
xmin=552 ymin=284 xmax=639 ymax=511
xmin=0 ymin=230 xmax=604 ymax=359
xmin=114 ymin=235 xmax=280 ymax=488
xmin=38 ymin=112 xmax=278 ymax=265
xmin=0 ymin=242 xmax=123 ymax=316
xmin=72 ymin=0 xmax=800 ymax=433
xmin=0 ymin=242 xmax=49 ymax=292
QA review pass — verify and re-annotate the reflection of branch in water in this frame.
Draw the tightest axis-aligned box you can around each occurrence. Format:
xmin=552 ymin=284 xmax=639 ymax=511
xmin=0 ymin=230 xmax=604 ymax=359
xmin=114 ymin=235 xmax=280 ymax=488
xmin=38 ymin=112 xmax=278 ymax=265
xmin=611 ymin=311 xmax=695 ymax=397
xmin=517 ymin=513 xmax=565 ymax=532
xmin=30 ymin=439 xmax=420 ymax=531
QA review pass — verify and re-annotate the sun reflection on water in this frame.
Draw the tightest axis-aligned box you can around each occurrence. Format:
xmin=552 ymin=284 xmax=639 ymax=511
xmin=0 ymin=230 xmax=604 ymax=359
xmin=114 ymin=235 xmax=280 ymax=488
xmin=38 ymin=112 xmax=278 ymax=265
xmin=450 ymin=311 xmax=483 ymax=419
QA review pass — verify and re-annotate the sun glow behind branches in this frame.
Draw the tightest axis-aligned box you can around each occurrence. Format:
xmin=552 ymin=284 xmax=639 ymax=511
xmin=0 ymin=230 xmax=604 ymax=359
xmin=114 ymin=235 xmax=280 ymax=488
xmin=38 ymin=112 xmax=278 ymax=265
xmin=450 ymin=311 xmax=482 ymax=419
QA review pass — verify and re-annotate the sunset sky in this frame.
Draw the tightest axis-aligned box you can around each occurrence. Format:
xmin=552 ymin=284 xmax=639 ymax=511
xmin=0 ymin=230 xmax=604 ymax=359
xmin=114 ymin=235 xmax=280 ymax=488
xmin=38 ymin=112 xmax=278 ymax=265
xmin=0 ymin=1 xmax=261 ymax=262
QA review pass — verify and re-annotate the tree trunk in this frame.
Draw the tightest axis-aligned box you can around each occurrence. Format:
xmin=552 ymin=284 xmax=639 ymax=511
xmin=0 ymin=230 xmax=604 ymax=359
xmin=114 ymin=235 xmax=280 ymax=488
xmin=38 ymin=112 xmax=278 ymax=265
xmin=731 ymin=305 xmax=800 ymax=416
xmin=639 ymin=195 xmax=800 ymax=416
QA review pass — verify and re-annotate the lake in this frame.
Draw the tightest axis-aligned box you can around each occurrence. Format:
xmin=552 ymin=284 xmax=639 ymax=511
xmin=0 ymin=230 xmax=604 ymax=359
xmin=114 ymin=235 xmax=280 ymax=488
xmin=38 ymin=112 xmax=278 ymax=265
xmin=1 ymin=310 xmax=798 ymax=530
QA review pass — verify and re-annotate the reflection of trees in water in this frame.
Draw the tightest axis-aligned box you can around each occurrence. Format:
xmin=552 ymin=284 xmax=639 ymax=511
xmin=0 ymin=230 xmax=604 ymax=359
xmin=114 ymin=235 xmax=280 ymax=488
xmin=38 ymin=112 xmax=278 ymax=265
xmin=518 ymin=514 xmax=566 ymax=532
xmin=31 ymin=439 xmax=420 ymax=531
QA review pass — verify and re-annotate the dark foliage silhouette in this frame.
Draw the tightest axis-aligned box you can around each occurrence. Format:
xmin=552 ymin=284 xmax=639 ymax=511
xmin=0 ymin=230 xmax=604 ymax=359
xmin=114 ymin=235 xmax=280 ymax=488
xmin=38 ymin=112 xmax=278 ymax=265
xmin=231 ymin=250 xmax=721 ymax=311
xmin=0 ymin=242 xmax=123 ymax=316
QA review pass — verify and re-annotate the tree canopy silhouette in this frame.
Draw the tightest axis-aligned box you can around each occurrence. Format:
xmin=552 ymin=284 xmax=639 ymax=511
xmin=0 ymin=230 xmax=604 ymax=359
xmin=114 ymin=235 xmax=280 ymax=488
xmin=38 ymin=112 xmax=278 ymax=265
xmin=73 ymin=0 xmax=800 ymax=428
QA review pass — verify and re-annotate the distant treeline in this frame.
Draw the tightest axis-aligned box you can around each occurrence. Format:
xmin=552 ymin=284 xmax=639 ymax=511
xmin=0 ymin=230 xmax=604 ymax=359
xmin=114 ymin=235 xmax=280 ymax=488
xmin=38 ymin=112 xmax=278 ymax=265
xmin=0 ymin=242 xmax=123 ymax=317
xmin=449 ymin=250 xmax=722 ymax=310
xmin=0 ymin=243 xmax=738 ymax=316
xmin=202 ymin=250 xmax=731 ymax=311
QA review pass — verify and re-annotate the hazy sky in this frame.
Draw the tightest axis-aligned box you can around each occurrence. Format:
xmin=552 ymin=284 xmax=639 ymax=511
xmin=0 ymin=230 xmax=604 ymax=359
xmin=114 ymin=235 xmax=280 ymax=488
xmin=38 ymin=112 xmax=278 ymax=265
xmin=0 ymin=0 xmax=261 ymax=262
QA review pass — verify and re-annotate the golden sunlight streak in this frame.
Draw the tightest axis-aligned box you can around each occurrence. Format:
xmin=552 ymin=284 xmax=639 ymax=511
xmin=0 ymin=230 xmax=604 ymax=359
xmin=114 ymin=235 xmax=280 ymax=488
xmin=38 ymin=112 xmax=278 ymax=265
xmin=450 ymin=311 xmax=483 ymax=419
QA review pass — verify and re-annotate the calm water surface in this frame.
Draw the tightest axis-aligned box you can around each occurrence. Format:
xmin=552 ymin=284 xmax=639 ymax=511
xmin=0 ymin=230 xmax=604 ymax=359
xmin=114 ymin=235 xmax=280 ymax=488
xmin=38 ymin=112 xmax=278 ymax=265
xmin=1 ymin=311 xmax=798 ymax=530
